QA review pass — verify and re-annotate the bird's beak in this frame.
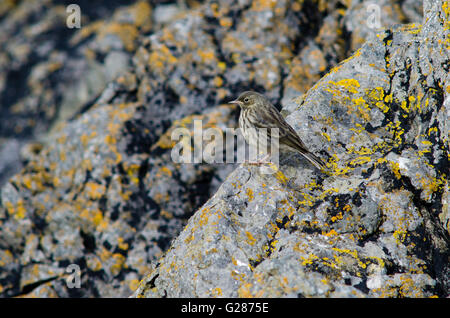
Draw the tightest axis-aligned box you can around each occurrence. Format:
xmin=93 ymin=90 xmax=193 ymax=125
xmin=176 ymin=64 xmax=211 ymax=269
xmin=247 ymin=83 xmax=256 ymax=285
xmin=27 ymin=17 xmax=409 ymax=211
xmin=229 ymin=100 xmax=242 ymax=106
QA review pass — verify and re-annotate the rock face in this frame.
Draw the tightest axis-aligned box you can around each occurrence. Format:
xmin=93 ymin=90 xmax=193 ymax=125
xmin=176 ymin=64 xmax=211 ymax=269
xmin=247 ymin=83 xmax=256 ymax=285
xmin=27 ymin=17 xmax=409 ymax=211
xmin=0 ymin=0 xmax=447 ymax=298
xmin=134 ymin=0 xmax=450 ymax=297
xmin=0 ymin=0 xmax=148 ymax=186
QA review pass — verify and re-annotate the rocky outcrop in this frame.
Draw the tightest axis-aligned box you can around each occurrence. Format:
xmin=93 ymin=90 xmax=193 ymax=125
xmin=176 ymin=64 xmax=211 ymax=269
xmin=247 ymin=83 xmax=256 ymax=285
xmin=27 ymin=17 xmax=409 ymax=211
xmin=0 ymin=0 xmax=447 ymax=298
xmin=0 ymin=0 xmax=153 ymax=185
xmin=134 ymin=0 xmax=449 ymax=297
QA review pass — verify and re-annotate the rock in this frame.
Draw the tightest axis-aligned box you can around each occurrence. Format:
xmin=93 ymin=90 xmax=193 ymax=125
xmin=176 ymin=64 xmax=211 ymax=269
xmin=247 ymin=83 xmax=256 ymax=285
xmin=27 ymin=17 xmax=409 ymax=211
xmin=0 ymin=139 xmax=22 ymax=187
xmin=343 ymin=0 xmax=422 ymax=51
xmin=153 ymin=4 xmax=183 ymax=26
xmin=0 ymin=1 xmax=157 ymax=187
xmin=134 ymin=0 xmax=449 ymax=298
xmin=0 ymin=0 xmax=447 ymax=298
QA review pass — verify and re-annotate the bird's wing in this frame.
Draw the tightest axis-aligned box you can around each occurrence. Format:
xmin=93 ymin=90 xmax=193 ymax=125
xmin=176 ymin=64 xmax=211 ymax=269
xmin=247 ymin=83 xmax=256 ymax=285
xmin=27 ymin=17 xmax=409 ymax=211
xmin=251 ymin=104 xmax=309 ymax=152
xmin=250 ymin=103 xmax=326 ymax=170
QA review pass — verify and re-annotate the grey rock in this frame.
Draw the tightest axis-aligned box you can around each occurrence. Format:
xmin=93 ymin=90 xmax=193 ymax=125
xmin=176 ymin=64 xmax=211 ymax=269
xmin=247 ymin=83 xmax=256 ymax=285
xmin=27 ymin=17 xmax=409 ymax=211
xmin=134 ymin=0 xmax=449 ymax=298
xmin=0 ymin=139 xmax=22 ymax=187
xmin=153 ymin=4 xmax=183 ymax=26
xmin=0 ymin=0 xmax=447 ymax=298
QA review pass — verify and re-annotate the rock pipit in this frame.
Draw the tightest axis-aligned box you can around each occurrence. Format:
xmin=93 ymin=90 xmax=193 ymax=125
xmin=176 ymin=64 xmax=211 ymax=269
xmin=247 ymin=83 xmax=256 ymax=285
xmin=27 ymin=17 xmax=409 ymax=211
xmin=229 ymin=91 xmax=325 ymax=170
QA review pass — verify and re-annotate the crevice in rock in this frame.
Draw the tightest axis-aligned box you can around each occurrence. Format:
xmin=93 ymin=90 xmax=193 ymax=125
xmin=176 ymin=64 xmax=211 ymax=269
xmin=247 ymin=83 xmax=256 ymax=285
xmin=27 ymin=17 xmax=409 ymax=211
xmin=397 ymin=174 xmax=450 ymax=296
xmin=276 ymin=65 xmax=288 ymax=110
xmin=15 ymin=275 xmax=59 ymax=297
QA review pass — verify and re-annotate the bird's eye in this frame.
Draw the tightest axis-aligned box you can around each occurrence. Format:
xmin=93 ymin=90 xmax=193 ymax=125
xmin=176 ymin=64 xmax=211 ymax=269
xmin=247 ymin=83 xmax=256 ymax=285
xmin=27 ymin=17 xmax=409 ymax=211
xmin=244 ymin=97 xmax=250 ymax=103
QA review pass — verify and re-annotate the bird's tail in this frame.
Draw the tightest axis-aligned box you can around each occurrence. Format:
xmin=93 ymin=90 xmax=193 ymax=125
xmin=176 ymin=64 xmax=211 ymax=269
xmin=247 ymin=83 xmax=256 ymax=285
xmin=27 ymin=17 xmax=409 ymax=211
xmin=300 ymin=151 xmax=326 ymax=171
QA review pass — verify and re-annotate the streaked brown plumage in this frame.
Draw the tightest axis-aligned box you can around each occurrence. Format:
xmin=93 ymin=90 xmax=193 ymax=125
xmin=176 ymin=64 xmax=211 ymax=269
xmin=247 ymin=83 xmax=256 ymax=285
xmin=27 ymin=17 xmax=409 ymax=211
xmin=229 ymin=91 xmax=325 ymax=170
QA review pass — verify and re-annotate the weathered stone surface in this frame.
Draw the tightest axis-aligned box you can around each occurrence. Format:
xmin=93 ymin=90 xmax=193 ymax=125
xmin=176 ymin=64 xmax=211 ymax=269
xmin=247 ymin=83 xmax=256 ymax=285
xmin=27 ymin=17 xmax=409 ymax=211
xmin=0 ymin=0 xmax=153 ymax=186
xmin=0 ymin=0 xmax=447 ymax=298
xmin=134 ymin=0 xmax=449 ymax=298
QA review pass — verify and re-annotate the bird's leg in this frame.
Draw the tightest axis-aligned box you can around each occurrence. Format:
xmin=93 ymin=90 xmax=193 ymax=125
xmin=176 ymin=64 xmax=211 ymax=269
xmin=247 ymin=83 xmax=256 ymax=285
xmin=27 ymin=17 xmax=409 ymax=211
xmin=243 ymin=159 xmax=260 ymax=166
xmin=245 ymin=152 xmax=272 ymax=166
xmin=257 ymin=152 xmax=271 ymax=164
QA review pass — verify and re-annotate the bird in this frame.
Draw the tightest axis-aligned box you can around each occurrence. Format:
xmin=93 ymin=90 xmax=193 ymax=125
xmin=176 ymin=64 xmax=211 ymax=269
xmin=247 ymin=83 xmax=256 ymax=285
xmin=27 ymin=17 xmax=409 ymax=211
xmin=229 ymin=91 xmax=326 ymax=170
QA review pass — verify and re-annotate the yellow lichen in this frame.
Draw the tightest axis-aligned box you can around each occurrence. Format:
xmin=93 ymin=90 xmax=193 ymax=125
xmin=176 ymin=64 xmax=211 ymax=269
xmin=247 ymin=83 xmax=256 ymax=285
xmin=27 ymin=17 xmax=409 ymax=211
xmin=246 ymin=188 xmax=254 ymax=202
xmin=245 ymin=232 xmax=257 ymax=246
xmin=85 ymin=182 xmax=106 ymax=200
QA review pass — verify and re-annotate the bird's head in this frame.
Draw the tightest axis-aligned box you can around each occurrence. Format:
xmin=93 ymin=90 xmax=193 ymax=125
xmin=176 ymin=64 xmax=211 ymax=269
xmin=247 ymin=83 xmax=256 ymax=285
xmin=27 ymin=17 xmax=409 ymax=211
xmin=229 ymin=91 xmax=267 ymax=109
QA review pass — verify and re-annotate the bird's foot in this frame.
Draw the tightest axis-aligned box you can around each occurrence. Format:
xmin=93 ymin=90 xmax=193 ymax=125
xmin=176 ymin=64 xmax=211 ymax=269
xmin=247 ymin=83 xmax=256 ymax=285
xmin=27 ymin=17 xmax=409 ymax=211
xmin=244 ymin=154 xmax=272 ymax=166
